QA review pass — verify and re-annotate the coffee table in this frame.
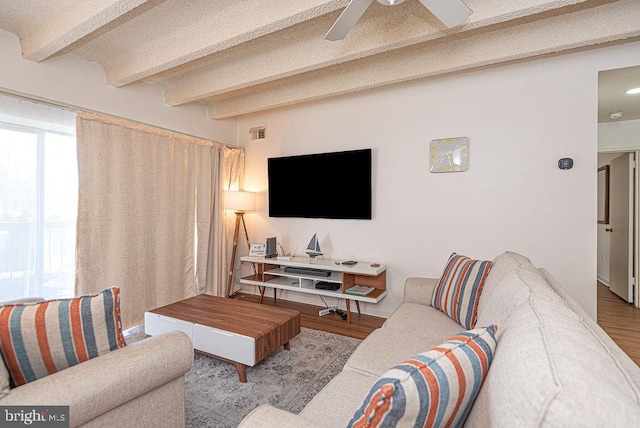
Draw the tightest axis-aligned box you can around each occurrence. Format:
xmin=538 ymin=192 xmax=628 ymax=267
xmin=144 ymin=294 xmax=301 ymax=383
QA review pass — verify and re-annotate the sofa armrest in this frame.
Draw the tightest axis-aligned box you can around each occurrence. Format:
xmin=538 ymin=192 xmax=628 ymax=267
xmin=0 ymin=331 xmax=193 ymax=427
xmin=404 ymin=277 xmax=439 ymax=305
xmin=239 ymin=404 xmax=326 ymax=428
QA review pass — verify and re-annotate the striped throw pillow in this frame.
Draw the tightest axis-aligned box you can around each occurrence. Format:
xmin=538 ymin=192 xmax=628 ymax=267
xmin=348 ymin=326 xmax=498 ymax=428
xmin=432 ymin=253 xmax=492 ymax=329
xmin=0 ymin=288 xmax=125 ymax=387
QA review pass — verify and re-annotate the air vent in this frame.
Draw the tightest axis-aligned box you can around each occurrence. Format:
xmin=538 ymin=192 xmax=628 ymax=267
xmin=249 ymin=126 xmax=266 ymax=141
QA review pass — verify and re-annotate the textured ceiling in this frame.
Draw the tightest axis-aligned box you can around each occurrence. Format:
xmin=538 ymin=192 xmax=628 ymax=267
xmin=0 ymin=0 xmax=639 ymax=119
xmin=599 ymin=65 xmax=640 ymax=123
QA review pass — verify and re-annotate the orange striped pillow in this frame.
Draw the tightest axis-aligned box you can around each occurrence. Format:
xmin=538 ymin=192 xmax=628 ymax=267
xmin=349 ymin=326 xmax=498 ymax=427
xmin=432 ymin=253 xmax=492 ymax=329
xmin=0 ymin=288 xmax=125 ymax=387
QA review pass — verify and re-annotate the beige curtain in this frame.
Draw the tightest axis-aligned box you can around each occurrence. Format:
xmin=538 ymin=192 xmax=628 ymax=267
xmin=75 ymin=111 xmax=243 ymax=327
xmin=200 ymin=149 xmax=244 ymax=296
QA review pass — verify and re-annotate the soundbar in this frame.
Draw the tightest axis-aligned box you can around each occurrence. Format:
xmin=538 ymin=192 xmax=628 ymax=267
xmin=283 ymin=266 xmax=331 ymax=277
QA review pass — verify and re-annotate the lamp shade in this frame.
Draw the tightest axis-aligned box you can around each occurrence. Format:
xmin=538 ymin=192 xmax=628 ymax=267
xmin=224 ymin=191 xmax=256 ymax=211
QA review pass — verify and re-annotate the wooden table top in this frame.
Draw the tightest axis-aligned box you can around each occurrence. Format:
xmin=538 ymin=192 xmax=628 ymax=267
xmin=149 ymin=294 xmax=300 ymax=339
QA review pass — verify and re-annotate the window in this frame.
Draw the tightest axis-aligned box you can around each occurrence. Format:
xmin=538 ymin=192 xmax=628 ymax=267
xmin=0 ymin=94 xmax=77 ymax=301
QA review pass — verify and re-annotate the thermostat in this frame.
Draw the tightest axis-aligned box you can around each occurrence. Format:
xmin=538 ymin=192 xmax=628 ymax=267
xmin=558 ymin=158 xmax=573 ymax=170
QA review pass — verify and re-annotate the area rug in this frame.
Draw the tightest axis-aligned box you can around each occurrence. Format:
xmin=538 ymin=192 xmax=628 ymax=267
xmin=125 ymin=327 xmax=361 ymax=427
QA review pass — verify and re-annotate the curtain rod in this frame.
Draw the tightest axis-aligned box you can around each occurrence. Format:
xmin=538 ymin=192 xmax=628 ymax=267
xmin=0 ymin=88 xmax=239 ymax=149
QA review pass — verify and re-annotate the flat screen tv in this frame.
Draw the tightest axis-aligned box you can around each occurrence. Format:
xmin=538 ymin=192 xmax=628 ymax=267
xmin=268 ymin=149 xmax=372 ymax=220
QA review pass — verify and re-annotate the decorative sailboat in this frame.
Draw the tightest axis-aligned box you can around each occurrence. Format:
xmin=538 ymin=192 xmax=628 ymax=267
xmin=305 ymin=233 xmax=323 ymax=259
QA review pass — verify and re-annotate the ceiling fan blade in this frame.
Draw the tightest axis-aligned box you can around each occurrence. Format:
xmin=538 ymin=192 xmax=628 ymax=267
xmin=418 ymin=0 xmax=472 ymax=28
xmin=325 ymin=0 xmax=374 ymax=41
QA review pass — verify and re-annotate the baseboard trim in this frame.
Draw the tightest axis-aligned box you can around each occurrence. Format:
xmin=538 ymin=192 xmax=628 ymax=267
xmin=597 ymin=275 xmax=610 ymax=287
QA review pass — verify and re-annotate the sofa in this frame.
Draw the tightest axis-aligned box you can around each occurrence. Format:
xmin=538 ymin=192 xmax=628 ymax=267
xmin=0 ymin=330 xmax=193 ymax=427
xmin=239 ymin=251 xmax=640 ymax=427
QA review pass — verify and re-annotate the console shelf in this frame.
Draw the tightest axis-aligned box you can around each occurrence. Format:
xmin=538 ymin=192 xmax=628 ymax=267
xmin=265 ymin=267 xmax=344 ymax=284
xmin=240 ymin=256 xmax=387 ymax=323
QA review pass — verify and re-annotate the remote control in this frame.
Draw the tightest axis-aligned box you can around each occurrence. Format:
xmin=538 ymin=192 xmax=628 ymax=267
xmin=342 ymin=260 xmax=357 ymax=265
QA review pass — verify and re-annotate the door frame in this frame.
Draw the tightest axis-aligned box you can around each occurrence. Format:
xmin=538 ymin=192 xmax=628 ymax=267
xmin=598 ymin=147 xmax=640 ymax=308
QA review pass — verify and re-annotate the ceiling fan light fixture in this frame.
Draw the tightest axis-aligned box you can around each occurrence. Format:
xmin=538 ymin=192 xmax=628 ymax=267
xmin=377 ymin=0 xmax=406 ymax=5
xmin=325 ymin=0 xmax=471 ymax=41
xmin=626 ymin=87 xmax=640 ymax=95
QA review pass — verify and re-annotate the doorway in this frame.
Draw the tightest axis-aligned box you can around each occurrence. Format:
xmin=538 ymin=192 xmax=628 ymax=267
xmin=597 ymin=65 xmax=640 ymax=309
xmin=597 ymin=151 xmax=637 ymax=305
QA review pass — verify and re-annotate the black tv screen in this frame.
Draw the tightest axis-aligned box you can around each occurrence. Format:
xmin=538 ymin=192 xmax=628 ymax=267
xmin=268 ymin=149 xmax=372 ymax=219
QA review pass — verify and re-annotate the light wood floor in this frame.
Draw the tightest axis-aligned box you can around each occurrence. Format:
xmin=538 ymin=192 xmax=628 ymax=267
xmin=125 ymin=292 xmax=385 ymax=340
xmin=597 ymin=281 xmax=640 ymax=366
xmin=232 ymin=292 xmax=385 ymax=340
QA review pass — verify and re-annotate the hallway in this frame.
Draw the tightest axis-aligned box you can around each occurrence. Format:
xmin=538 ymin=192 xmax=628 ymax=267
xmin=597 ymin=281 xmax=640 ymax=366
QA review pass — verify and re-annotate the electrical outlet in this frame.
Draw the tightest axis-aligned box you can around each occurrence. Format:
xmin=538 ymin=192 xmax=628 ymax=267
xmin=319 ymin=308 xmax=332 ymax=316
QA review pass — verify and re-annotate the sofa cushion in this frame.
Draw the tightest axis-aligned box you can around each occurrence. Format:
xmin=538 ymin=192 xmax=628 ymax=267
xmin=348 ymin=326 xmax=497 ymax=428
xmin=475 ymin=251 xmax=566 ymax=333
xmin=300 ymin=370 xmax=378 ymax=428
xmin=475 ymin=267 xmax=564 ymax=331
xmin=347 ymin=310 xmax=463 ymax=378
xmin=541 ymin=268 xmax=640 ymax=388
xmin=480 ymin=251 xmax=539 ymax=296
xmin=475 ymin=270 xmax=531 ymax=330
xmin=0 ymin=288 xmax=125 ymax=387
xmin=467 ymin=290 xmax=640 ymax=426
xmin=382 ymin=303 xmax=462 ymax=337
xmin=432 ymin=253 xmax=492 ymax=329
xmin=241 ymin=405 xmax=325 ymax=428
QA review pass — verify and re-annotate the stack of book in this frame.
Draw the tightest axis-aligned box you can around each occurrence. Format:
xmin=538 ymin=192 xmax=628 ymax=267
xmin=344 ymin=285 xmax=375 ymax=296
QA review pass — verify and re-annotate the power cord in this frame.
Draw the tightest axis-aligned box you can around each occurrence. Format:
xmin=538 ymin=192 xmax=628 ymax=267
xmin=319 ymin=296 xmax=347 ymax=320
xmin=320 ymin=295 xmax=330 ymax=308
xmin=329 ymin=307 xmax=348 ymax=320
xmin=276 ymin=240 xmax=297 ymax=257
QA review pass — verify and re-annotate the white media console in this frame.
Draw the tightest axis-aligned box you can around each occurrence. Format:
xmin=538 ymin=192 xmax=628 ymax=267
xmin=239 ymin=256 xmax=387 ymax=323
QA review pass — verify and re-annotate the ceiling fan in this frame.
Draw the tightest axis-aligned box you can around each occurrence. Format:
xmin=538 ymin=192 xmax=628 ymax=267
xmin=325 ymin=0 xmax=472 ymax=41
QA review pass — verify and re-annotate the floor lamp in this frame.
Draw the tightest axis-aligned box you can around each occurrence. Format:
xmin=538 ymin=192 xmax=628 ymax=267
xmin=225 ymin=191 xmax=256 ymax=298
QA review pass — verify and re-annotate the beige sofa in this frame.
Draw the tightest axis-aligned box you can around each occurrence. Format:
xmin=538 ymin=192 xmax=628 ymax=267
xmin=0 ymin=331 xmax=193 ymax=428
xmin=240 ymin=251 xmax=640 ymax=427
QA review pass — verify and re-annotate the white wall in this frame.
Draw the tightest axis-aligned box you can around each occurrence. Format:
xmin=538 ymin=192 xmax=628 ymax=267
xmin=599 ymin=119 xmax=640 ymax=151
xmin=238 ymin=41 xmax=640 ymax=320
xmin=0 ymin=30 xmax=237 ymax=144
